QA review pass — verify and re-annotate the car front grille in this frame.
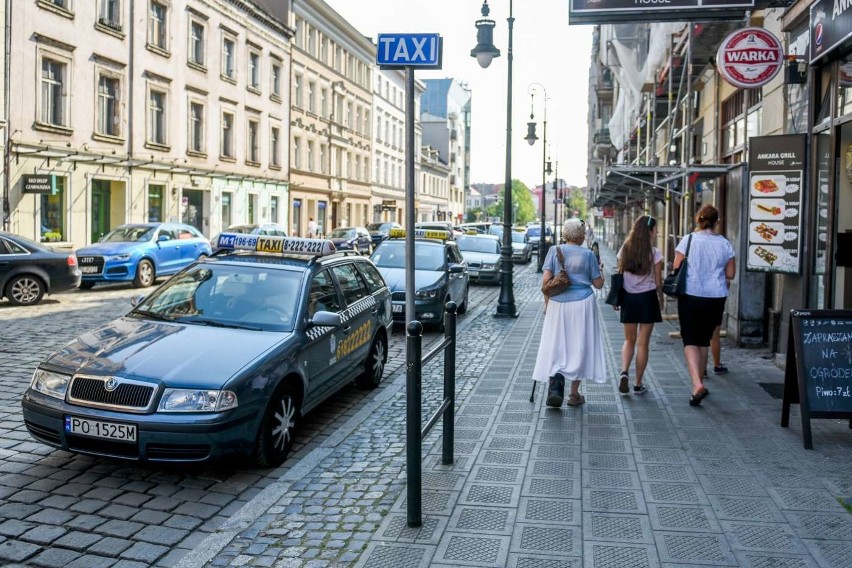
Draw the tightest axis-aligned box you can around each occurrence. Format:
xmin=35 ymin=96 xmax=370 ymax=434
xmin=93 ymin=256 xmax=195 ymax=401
xmin=147 ymin=444 xmax=211 ymax=461
xmin=68 ymin=376 xmax=156 ymax=411
xmin=392 ymin=292 xmax=405 ymax=301
xmin=468 ymin=262 xmax=482 ymax=269
xmin=78 ymin=255 xmax=105 ymax=274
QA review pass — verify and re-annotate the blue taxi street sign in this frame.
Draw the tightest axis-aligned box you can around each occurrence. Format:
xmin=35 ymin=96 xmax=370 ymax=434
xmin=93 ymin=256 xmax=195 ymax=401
xmin=376 ymin=33 xmax=442 ymax=69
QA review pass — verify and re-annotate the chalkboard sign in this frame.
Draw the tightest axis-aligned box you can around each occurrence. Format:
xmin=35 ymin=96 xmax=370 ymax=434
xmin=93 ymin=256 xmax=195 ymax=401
xmin=782 ymin=309 xmax=852 ymax=449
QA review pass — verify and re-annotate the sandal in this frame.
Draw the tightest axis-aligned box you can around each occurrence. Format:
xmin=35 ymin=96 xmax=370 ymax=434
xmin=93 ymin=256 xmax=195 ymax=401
xmin=688 ymin=388 xmax=709 ymax=407
xmin=567 ymin=394 xmax=586 ymax=406
xmin=713 ymin=365 xmax=729 ymax=374
xmin=618 ymin=371 xmax=629 ymax=394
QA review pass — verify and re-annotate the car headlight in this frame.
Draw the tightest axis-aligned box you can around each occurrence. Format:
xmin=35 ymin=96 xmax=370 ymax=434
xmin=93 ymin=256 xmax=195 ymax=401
xmin=415 ymin=288 xmax=442 ymax=300
xmin=31 ymin=369 xmax=71 ymax=400
xmin=158 ymin=389 xmax=238 ymax=412
xmin=108 ymin=253 xmax=132 ymax=261
xmin=482 ymin=263 xmax=497 ymax=270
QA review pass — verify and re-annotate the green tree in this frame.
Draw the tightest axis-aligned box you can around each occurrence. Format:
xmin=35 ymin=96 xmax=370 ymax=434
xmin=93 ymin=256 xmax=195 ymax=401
xmin=490 ymin=179 xmax=535 ymax=225
xmin=568 ymin=188 xmax=588 ymax=221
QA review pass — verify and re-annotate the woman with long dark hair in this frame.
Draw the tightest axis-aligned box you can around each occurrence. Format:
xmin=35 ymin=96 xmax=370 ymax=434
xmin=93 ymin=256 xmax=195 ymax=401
xmin=672 ymin=204 xmax=736 ymax=406
xmin=615 ymin=215 xmax=663 ymax=395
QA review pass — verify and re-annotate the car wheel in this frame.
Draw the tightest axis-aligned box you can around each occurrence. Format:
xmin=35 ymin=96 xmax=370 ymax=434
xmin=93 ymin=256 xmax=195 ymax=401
xmin=356 ymin=332 xmax=387 ymax=389
xmin=457 ymin=286 xmax=469 ymax=315
xmin=133 ymin=260 xmax=155 ymax=288
xmin=6 ymin=275 xmax=45 ymax=306
xmin=79 ymin=282 xmax=96 ymax=290
xmin=254 ymin=386 xmax=300 ymax=467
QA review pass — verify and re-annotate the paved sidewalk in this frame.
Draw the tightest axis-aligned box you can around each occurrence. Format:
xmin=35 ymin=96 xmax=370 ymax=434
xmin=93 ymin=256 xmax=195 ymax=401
xmin=187 ymin=245 xmax=852 ymax=568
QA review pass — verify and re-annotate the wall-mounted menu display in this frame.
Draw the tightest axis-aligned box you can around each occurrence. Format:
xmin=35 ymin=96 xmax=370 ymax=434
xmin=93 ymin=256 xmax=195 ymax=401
xmin=746 ymin=135 xmax=806 ymax=274
xmin=782 ymin=310 xmax=852 ymax=449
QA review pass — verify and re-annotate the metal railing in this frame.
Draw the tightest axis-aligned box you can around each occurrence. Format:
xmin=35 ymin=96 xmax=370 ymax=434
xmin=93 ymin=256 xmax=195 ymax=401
xmin=406 ymin=302 xmax=457 ymax=527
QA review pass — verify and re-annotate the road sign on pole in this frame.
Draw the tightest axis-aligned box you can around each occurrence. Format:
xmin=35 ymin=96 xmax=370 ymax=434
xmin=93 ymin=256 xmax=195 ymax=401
xmin=377 ymin=33 xmax=443 ymax=69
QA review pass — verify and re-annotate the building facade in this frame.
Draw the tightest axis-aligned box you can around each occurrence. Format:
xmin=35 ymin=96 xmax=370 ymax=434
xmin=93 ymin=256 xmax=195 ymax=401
xmin=421 ymin=78 xmax=470 ymax=223
xmin=289 ymin=0 xmax=373 ymax=237
xmin=8 ymin=0 xmax=292 ymax=248
xmin=586 ymin=5 xmax=852 ymax=362
xmin=372 ymin=69 xmax=423 ymax=226
xmin=419 ymin=146 xmax=450 ymax=222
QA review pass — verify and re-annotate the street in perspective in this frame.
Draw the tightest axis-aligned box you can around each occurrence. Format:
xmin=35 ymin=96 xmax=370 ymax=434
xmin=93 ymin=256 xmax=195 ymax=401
xmin=2 ymin=0 xmax=852 ymax=567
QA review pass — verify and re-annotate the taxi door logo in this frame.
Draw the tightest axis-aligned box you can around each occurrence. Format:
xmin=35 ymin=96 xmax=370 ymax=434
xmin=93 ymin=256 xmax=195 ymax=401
xmin=336 ymin=320 xmax=373 ymax=360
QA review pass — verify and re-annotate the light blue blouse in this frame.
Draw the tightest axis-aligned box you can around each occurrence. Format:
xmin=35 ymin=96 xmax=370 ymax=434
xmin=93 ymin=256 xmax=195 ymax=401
xmin=543 ymin=244 xmax=601 ymax=303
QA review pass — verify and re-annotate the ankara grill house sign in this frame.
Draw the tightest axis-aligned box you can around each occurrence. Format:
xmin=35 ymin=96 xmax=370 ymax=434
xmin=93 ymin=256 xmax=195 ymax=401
xmin=716 ymin=28 xmax=784 ymax=89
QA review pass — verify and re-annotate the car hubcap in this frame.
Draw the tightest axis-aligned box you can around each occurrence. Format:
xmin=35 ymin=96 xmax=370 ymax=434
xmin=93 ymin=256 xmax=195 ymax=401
xmin=12 ymin=279 xmax=39 ymax=304
xmin=371 ymin=341 xmax=385 ymax=379
xmin=140 ymin=264 xmax=153 ymax=284
xmin=271 ymin=396 xmax=296 ymax=451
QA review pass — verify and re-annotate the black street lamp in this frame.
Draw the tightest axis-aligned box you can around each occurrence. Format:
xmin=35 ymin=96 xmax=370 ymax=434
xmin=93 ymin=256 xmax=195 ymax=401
xmin=471 ymin=0 xmax=516 ymax=318
xmin=527 ymin=84 xmax=551 ymax=272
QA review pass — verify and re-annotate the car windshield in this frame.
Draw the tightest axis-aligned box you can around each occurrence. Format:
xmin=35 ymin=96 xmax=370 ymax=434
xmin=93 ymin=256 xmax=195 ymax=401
xmin=330 ymin=228 xmax=356 ymax=239
xmin=102 ymin=226 xmax=155 ymax=243
xmin=457 ymin=236 xmax=500 ymax=254
xmin=371 ymin=241 xmax=445 ymax=271
xmin=132 ymin=264 xmax=302 ymax=331
xmin=527 ymin=227 xmax=553 ymax=237
xmin=511 ymin=232 xmax=527 ymax=243
xmin=367 ymin=223 xmax=394 ymax=232
xmin=227 ymin=225 xmax=259 ymax=234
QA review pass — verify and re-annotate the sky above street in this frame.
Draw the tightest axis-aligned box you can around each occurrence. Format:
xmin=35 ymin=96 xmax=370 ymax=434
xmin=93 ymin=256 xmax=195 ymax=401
xmin=324 ymin=0 xmax=594 ymax=188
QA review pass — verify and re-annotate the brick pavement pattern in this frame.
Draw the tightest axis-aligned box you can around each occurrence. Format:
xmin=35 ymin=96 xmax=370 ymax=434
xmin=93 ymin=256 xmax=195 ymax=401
xmin=3 ymin=249 xmax=852 ymax=567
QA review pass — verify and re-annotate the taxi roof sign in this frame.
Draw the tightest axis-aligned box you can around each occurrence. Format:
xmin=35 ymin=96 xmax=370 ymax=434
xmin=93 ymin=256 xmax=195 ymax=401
xmin=388 ymin=228 xmax=451 ymax=241
xmin=216 ymin=233 xmax=336 ymax=256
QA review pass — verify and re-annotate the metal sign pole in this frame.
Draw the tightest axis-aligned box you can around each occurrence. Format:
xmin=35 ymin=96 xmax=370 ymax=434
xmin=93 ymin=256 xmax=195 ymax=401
xmin=405 ymin=69 xmax=416 ymax=326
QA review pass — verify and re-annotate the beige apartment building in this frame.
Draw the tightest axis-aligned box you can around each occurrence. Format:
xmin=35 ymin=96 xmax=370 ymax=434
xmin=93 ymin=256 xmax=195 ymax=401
xmin=289 ymin=0 xmax=373 ymax=237
xmin=7 ymin=0 xmax=292 ymax=248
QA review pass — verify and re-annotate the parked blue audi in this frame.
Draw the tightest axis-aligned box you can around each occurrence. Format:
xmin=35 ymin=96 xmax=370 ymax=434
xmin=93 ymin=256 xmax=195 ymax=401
xmin=76 ymin=223 xmax=212 ymax=289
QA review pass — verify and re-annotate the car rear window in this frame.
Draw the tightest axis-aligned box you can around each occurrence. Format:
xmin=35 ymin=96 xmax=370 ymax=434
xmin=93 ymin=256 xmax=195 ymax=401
xmin=356 ymin=262 xmax=386 ymax=294
xmin=332 ymin=264 xmax=370 ymax=307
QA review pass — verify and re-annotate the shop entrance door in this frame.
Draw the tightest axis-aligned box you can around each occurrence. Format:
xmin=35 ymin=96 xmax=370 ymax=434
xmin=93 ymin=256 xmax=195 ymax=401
xmin=182 ymin=189 xmax=204 ymax=233
xmin=91 ymin=180 xmax=111 ymax=244
xmin=833 ymin=121 xmax=852 ymax=309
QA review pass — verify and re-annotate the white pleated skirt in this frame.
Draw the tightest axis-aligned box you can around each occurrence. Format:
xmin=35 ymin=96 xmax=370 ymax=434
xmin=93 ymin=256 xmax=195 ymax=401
xmin=531 ymin=294 xmax=608 ymax=384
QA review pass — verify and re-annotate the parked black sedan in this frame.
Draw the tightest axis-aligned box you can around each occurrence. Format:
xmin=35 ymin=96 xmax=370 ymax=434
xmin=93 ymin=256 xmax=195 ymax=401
xmin=0 ymin=232 xmax=81 ymax=305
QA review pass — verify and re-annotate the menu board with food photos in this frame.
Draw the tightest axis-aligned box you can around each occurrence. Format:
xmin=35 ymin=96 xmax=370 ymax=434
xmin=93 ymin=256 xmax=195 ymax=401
xmin=746 ymin=135 xmax=806 ymax=274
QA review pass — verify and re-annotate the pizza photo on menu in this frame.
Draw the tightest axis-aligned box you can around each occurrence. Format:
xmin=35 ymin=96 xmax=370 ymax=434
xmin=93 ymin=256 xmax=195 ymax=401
xmin=749 ymin=174 xmax=786 ymax=197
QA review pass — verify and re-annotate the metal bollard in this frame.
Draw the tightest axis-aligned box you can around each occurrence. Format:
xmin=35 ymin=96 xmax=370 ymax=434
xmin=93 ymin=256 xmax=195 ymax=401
xmin=406 ymin=320 xmax=423 ymax=528
xmin=443 ymin=302 xmax=457 ymax=466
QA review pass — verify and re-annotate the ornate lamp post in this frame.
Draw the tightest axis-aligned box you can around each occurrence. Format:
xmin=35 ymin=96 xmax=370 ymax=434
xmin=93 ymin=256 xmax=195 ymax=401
xmin=526 ymin=84 xmax=551 ymax=272
xmin=471 ymin=0 xmax=516 ymax=317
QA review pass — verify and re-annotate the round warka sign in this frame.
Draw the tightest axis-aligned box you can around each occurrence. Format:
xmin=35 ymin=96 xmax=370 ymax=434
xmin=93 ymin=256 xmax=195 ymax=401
xmin=716 ymin=27 xmax=784 ymax=89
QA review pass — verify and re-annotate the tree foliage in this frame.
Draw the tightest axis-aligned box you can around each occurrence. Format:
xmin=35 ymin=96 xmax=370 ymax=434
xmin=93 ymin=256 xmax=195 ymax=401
xmin=485 ymin=179 xmax=535 ymax=225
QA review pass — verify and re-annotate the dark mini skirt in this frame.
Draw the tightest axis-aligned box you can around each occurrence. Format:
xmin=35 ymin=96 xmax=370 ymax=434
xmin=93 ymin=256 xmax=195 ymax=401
xmin=620 ymin=289 xmax=662 ymax=324
xmin=677 ymin=294 xmax=726 ymax=347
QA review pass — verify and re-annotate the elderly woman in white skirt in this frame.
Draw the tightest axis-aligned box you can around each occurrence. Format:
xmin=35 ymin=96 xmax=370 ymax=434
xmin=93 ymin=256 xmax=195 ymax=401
xmin=533 ymin=218 xmax=607 ymax=407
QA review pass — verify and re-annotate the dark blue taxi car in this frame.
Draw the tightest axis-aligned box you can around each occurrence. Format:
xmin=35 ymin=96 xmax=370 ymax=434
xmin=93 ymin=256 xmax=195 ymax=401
xmin=21 ymin=234 xmax=392 ymax=466
xmin=77 ymin=223 xmax=212 ymax=289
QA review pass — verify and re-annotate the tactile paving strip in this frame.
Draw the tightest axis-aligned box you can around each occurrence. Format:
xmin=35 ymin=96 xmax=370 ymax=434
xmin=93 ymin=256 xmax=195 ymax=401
xmin=710 ymin=496 xmax=784 ymax=522
xmin=633 ymin=434 xmax=677 ymax=447
xmin=586 ymin=414 xmax=623 ymax=425
xmin=806 ymin=540 xmax=852 ymax=568
xmin=482 ymin=451 xmax=525 ymax=465
xmin=586 ymin=439 xmax=628 ymax=453
xmin=657 ymin=533 xmax=733 ymax=564
xmin=587 ymin=513 xmax=647 ymax=541
xmin=769 ymin=488 xmax=846 ymax=512
xmin=786 ymin=512 xmax=852 ymax=540
xmin=511 ymin=557 xmax=581 ymax=568
xmin=651 ymin=505 xmax=716 ymax=531
xmin=422 ymin=472 xmax=465 ymax=490
xmin=700 ymin=475 xmax=768 ymax=496
xmin=736 ymin=552 xmax=815 ymax=568
xmin=637 ymin=448 xmax=688 ymax=464
xmin=640 ymin=464 xmax=695 ymax=482
xmin=439 ymin=535 xmax=504 ymax=564
xmin=587 ymin=470 xmax=639 ymax=489
xmin=632 ymin=421 xmax=673 ymax=433
xmin=626 ymin=409 xmax=666 ymax=420
xmin=585 ymin=453 xmax=632 ymax=469
xmin=462 ymin=405 xmax=496 ymax=415
xmin=516 ymin=526 xmax=578 ymax=554
xmin=645 ymin=483 xmax=704 ymax=505
xmin=526 ymin=478 xmax=577 ymax=498
xmin=535 ymin=445 xmax=577 ymax=460
xmin=586 ymin=489 xmax=645 ymax=513
xmin=541 ymin=419 xmax=576 ymax=431
xmin=531 ymin=461 xmax=575 ymax=477
xmin=496 ymin=424 xmax=533 ymax=435
xmin=537 ymin=431 xmax=578 ymax=444
xmin=463 ymin=484 xmax=516 ymax=506
xmin=455 ymin=429 xmax=486 ymax=440
xmin=725 ymin=522 xmax=803 ymax=552
xmin=467 ymin=396 xmax=500 ymax=405
xmin=488 ymin=437 xmax=529 ymax=450
xmin=474 ymin=466 xmax=523 ymax=484
xmin=379 ymin=515 xmax=441 ymax=541
xmin=585 ymin=403 xmax=620 ymax=413
xmin=456 ymin=416 xmax=490 ymax=428
xmin=587 ymin=544 xmax=653 ymax=568
xmin=520 ymin=498 xmax=577 ymax=524
xmin=498 ymin=412 xmax=535 ymax=423
xmin=359 ymin=544 xmax=430 ymax=568
xmin=504 ymin=401 xmax=536 ymax=411
xmin=691 ymin=458 xmax=751 ymax=475
xmin=453 ymin=507 xmax=511 ymax=532
xmin=680 ymin=429 xmax=725 ymax=442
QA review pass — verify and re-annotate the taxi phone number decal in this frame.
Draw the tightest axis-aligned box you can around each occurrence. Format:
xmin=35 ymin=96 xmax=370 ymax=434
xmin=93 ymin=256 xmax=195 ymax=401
xmin=257 ymin=237 xmax=326 ymax=254
xmin=336 ymin=320 xmax=373 ymax=360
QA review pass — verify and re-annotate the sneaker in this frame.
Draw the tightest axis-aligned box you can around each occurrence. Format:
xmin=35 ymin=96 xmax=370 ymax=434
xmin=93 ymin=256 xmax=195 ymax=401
xmin=618 ymin=372 xmax=629 ymax=394
xmin=633 ymin=384 xmax=647 ymax=395
xmin=714 ymin=365 xmax=729 ymax=374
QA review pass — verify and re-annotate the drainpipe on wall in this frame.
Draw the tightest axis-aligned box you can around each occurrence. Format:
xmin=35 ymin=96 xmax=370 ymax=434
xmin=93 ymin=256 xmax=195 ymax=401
xmin=2 ymin=0 xmax=11 ymax=231
xmin=127 ymin=0 xmax=135 ymax=221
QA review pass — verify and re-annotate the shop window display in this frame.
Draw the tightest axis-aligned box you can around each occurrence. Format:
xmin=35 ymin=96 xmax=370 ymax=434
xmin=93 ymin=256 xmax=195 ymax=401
xmin=40 ymin=177 xmax=66 ymax=243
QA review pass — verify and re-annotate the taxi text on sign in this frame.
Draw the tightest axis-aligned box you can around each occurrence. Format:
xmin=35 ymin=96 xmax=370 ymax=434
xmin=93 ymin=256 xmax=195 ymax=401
xmin=376 ymin=34 xmax=442 ymax=68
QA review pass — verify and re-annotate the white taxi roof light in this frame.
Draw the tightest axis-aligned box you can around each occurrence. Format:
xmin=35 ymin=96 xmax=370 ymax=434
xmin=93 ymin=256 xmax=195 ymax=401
xmin=216 ymin=233 xmax=336 ymax=256
xmin=388 ymin=228 xmax=451 ymax=241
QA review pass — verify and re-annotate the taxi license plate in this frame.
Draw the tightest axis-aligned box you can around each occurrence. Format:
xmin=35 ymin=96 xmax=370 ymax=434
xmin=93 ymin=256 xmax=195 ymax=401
xmin=392 ymin=304 xmax=404 ymax=313
xmin=81 ymin=266 xmax=99 ymax=274
xmin=469 ymin=270 xmax=479 ymax=277
xmin=65 ymin=416 xmax=137 ymax=442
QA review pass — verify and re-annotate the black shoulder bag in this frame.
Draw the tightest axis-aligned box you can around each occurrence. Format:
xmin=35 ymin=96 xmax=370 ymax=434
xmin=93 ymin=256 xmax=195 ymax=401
xmin=663 ymin=234 xmax=692 ymax=297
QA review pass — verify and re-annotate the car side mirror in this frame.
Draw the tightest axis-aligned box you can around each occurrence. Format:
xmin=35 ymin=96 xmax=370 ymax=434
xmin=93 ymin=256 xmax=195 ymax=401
xmin=130 ymin=295 xmax=145 ymax=307
xmin=448 ymin=264 xmax=464 ymax=274
xmin=309 ymin=311 xmax=342 ymax=327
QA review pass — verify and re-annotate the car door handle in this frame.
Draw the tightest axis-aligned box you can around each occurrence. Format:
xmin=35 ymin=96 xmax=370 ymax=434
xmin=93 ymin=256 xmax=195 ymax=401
xmin=342 ymin=325 xmax=352 ymax=335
